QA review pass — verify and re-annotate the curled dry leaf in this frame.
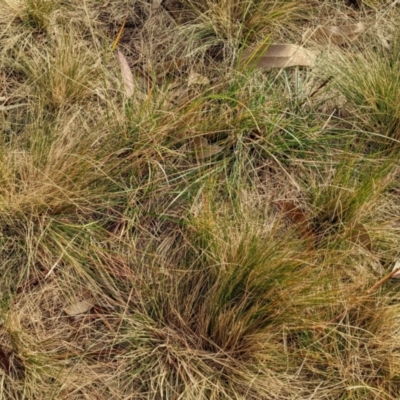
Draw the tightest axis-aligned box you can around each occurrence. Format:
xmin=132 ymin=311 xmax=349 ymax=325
xmin=64 ymin=298 xmax=96 ymax=316
xmin=188 ymin=71 xmax=210 ymax=87
xmin=392 ymin=260 xmax=400 ymax=279
xmin=117 ymin=50 xmax=134 ymax=97
xmin=349 ymin=222 xmax=372 ymax=252
xmin=241 ymin=44 xmax=316 ymax=70
xmin=193 ymin=137 xmax=223 ymax=160
xmin=302 ymin=23 xmax=365 ymax=45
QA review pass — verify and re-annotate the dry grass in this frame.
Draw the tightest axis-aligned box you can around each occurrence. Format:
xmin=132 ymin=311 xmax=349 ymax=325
xmin=0 ymin=0 xmax=400 ymax=399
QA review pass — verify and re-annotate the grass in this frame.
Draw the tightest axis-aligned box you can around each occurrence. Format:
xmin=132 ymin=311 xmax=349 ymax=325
xmin=0 ymin=0 xmax=400 ymax=398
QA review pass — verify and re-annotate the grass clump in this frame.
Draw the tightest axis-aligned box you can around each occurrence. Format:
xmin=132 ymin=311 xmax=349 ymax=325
xmin=0 ymin=0 xmax=400 ymax=399
xmin=1 ymin=0 xmax=56 ymax=32
xmin=328 ymin=42 xmax=400 ymax=146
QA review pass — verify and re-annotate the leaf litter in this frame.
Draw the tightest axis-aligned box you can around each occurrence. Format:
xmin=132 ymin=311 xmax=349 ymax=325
xmin=117 ymin=49 xmax=134 ymax=97
xmin=240 ymin=44 xmax=317 ymax=69
xmin=64 ymin=298 xmax=96 ymax=316
xmin=193 ymin=137 xmax=224 ymax=160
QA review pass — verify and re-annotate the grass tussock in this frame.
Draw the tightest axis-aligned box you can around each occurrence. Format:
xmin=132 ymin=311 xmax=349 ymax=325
xmin=0 ymin=0 xmax=400 ymax=398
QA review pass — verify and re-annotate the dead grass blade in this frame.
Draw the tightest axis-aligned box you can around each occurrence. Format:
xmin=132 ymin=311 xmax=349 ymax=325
xmin=0 ymin=103 xmax=28 ymax=111
xmin=111 ymin=18 xmax=127 ymax=52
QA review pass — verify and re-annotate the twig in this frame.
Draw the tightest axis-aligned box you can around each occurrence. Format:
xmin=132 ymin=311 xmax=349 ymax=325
xmin=366 ymin=267 xmax=400 ymax=294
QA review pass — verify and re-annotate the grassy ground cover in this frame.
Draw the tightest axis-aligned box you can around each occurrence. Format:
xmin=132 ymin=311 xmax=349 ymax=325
xmin=0 ymin=0 xmax=400 ymax=398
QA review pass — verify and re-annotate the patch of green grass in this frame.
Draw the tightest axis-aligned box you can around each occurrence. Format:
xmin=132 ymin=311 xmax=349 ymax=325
xmin=328 ymin=38 xmax=400 ymax=146
xmin=24 ymin=0 xmax=55 ymax=31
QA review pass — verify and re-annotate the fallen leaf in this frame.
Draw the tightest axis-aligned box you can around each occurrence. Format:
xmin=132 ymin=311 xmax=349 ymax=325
xmin=273 ymin=200 xmax=308 ymax=224
xmin=193 ymin=137 xmax=223 ymax=160
xmin=188 ymin=71 xmax=210 ymax=87
xmin=117 ymin=50 xmax=134 ymax=97
xmin=392 ymin=260 xmax=400 ymax=279
xmin=302 ymin=23 xmax=365 ymax=45
xmin=349 ymin=222 xmax=372 ymax=251
xmin=64 ymin=298 xmax=96 ymax=316
xmin=241 ymin=44 xmax=316 ymax=69
xmin=273 ymin=200 xmax=315 ymax=245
